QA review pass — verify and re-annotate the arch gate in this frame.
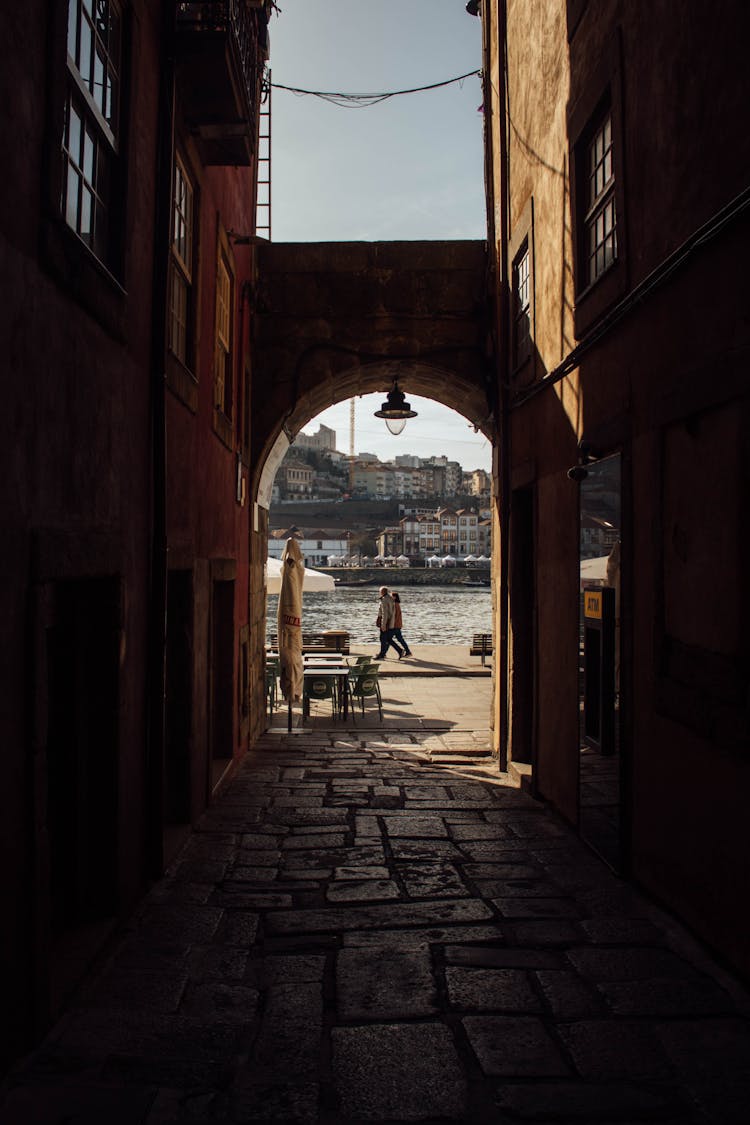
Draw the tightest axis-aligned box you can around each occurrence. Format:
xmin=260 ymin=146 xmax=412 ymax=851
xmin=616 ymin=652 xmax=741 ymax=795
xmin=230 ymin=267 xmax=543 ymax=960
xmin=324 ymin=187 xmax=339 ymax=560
xmin=247 ymin=239 xmax=500 ymax=744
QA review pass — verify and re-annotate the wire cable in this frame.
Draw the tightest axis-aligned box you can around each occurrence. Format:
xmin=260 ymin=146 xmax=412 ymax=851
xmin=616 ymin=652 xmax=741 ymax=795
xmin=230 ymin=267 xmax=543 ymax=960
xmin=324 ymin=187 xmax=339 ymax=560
xmin=271 ymin=69 xmax=482 ymax=108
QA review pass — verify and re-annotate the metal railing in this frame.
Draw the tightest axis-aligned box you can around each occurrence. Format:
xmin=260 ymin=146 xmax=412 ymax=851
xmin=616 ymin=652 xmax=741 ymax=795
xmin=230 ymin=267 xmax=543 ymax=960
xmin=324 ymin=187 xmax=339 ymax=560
xmin=177 ymin=1 xmax=261 ymax=119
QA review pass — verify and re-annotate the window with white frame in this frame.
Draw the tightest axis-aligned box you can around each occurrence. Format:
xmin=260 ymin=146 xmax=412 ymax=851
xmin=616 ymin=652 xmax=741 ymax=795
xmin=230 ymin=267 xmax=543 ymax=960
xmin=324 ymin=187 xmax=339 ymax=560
xmin=584 ymin=110 xmax=617 ymax=284
xmin=169 ymin=154 xmax=194 ymax=367
xmin=62 ymin=0 xmax=122 ymax=264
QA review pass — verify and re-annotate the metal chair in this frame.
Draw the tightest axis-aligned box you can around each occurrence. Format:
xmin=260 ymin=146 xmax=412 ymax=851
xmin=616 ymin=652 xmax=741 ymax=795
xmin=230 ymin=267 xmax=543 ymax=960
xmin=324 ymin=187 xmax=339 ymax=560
xmin=303 ymin=672 xmax=339 ymax=720
xmin=347 ymin=663 xmax=383 ymax=722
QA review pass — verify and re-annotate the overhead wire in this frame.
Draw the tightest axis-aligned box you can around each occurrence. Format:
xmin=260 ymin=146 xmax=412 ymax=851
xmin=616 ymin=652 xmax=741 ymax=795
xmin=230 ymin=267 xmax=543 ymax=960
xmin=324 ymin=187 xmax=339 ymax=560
xmin=270 ymin=69 xmax=482 ymax=108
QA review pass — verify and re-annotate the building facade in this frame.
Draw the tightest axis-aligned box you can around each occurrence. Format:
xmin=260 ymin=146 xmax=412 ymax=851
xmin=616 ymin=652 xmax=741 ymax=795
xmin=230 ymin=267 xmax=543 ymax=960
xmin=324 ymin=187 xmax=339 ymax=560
xmin=279 ymin=459 xmax=314 ymax=498
xmin=0 ymin=0 xmax=270 ymax=1066
xmin=481 ymin=0 xmax=750 ymax=979
xmin=376 ymin=527 xmax=405 ymax=558
xmin=293 ymin=422 xmax=337 ymax=452
xmin=268 ymin=527 xmax=351 ymax=566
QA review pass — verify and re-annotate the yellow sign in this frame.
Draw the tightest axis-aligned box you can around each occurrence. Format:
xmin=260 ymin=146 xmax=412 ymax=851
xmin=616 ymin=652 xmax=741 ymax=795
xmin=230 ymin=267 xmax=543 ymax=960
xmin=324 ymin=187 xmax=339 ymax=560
xmin=584 ymin=590 xmax=602 ymax=619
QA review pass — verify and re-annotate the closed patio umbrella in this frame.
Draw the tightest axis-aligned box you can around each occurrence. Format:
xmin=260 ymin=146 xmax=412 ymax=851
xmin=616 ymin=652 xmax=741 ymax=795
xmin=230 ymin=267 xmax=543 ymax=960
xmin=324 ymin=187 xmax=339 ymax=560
xmin=277 ymin=538 xmax=304 ymax=731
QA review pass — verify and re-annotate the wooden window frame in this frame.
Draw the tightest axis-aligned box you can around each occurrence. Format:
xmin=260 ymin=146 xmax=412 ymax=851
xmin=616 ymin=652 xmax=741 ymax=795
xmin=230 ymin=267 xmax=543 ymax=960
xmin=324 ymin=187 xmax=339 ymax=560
xmin=568 ymin=31 xmax=628 ymax=338
xmin=508 ymin=197 xmax=535 ymax=385
xmin=169 ymin=152 xmax=195 ymax=368
xmin=166 ymin=143 xmax=200 ymax=412
xmin=583 ymin=108 xmax=617 ymax=287
xmin=213 ymin=227 xmax=235 ymax=449
xmin=62 ymin=0 xmax=123 ymax=266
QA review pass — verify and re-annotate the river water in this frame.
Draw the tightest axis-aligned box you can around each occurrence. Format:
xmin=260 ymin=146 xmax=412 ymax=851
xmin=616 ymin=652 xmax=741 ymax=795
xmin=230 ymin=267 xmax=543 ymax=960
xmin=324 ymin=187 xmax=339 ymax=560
xmin=266 ymin=585 xmax=492 ymax=645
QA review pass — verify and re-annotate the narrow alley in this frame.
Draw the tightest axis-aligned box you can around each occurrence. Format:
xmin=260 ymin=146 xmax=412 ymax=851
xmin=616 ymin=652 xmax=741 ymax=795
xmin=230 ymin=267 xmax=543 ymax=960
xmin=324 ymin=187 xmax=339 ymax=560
xmin=2 ymin=663 xmax=749 ymax=1124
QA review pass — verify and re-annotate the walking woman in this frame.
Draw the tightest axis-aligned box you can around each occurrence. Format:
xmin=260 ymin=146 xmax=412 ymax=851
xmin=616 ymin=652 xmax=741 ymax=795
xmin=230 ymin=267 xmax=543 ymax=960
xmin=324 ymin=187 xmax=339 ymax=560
xmin=391 ymin=592 xmax=412 ymax=659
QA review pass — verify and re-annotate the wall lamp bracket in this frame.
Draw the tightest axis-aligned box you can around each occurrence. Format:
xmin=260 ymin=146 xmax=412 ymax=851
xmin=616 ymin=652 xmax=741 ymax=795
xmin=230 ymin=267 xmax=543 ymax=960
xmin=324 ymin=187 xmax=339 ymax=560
xmin=567 ymin=439 xmax=602 ymax=481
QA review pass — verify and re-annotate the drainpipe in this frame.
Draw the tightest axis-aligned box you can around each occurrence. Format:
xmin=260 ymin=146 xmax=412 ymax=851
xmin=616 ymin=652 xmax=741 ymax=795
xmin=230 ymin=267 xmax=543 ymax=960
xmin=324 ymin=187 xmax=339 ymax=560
xmin=489 ymin=0 xmax=512 ymax=772
xmin=146 ymin=0 xmax=177 ymax=878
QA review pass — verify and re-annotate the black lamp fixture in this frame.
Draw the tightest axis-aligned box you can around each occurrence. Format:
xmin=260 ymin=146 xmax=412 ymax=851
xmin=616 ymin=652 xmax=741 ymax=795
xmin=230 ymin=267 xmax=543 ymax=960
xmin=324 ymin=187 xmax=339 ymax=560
xmin=466 ymin=0 xmax=481 ymax=16
xmin=373 ymin=377 xmax=418 ymax=436
xmin=567 ymin=439 xmax=601 ymax=481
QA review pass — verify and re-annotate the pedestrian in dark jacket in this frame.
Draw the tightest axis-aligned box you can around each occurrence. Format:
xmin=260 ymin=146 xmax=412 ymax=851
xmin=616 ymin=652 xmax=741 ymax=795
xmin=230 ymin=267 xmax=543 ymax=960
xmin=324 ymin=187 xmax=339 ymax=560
xmin=391 ymin=592 xmax=412 ymax=659
xmin=374 ymin=586 xmax=403 ymax=659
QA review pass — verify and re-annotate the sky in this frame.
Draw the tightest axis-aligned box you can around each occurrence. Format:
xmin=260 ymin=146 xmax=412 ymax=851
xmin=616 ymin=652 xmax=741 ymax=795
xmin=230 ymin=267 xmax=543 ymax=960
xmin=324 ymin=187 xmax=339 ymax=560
xmin=268 ymin=0 xmax=492 ymax=471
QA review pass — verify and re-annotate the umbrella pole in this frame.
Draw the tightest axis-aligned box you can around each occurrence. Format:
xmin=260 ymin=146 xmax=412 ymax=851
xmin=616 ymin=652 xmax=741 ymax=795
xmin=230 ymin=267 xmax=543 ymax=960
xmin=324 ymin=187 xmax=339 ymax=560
xmin=287 ymin=698 xmax=292 ymax=733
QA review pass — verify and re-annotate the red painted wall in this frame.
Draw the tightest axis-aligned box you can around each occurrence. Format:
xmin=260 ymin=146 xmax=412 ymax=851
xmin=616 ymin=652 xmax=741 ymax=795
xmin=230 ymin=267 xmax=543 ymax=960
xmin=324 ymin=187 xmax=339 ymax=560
xmin=0 ymin=0 xmax=161 ymax=1061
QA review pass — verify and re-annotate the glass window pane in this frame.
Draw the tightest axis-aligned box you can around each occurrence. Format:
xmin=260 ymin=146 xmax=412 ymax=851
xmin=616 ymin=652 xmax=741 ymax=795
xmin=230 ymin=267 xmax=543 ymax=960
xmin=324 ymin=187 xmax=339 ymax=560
xmin=79 ymin=16 xmax=92 ymax=83
xmin=69 ymin=105 xmax=82 ymax=162
xmin=95 ymin=0 xmax=109 ymax=40
xmin=105 ymin=71 xmax=114 ymax=125
xmin=66 ymin=165 xmax=81 ymax=228
xmin=83 ymin=128 xmax=95 ymax=182
xmin=80 ymin=187 xmax=93 ymax=242
xmin=94 ymin=50 xmax=105 ymax=114
xmin=68 ymin=2 xmax=79 ymax=59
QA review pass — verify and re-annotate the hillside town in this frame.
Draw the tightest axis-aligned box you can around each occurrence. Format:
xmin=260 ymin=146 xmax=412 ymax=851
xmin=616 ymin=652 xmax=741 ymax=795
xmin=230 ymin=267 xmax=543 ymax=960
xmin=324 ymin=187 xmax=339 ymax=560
xmin=269 ymin=424 xmax=618 ymax=568
xmin=273 ymin=423 xmax=492 ymax=504
xmin=267 ymin=423 xmax=493 ymax=565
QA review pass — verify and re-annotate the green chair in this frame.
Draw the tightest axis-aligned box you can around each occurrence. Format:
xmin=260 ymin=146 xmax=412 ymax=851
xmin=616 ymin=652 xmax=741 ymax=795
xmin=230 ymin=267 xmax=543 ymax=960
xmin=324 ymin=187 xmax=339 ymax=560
xmin=303 ymin=673 xmax=339 ymax=720
xmin=265 ymin=658 xmax=279 ymax=717
xmin=348 ymin=664 xmax=383 ymax=722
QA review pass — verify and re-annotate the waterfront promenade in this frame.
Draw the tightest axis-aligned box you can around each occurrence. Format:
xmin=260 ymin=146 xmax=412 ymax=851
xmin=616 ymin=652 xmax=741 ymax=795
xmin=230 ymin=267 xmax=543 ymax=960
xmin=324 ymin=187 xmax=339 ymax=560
xmin=2 ymin=652 xmax=750 ymax=1123
xmin=273 ymin=643 xmax=494 ymax=737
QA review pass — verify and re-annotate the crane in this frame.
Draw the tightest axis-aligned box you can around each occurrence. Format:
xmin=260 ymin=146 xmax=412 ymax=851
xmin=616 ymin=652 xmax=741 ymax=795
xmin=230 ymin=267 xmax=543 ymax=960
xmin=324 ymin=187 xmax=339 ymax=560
xmin=348 ymin=398 xmax=356 ymax=493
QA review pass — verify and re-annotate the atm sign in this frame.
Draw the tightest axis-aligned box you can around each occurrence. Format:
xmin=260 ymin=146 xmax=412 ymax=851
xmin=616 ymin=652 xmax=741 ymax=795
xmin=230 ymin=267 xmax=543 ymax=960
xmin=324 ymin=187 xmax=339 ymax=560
xmin=584 ymin=591 xmax=603 ymax=619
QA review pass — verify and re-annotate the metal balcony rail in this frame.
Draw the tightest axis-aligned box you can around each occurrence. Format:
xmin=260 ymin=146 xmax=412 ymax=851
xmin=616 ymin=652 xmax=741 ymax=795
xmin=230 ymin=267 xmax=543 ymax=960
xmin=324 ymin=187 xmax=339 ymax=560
xmin=177 ymin=1 xmax=262 ymax=119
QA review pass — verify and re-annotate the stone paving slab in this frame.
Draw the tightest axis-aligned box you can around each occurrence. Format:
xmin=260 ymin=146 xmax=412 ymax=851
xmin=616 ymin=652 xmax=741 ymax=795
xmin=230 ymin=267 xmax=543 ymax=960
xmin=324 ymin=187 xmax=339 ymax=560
xmin=2 ymin=709 xmax=750 ymax=1124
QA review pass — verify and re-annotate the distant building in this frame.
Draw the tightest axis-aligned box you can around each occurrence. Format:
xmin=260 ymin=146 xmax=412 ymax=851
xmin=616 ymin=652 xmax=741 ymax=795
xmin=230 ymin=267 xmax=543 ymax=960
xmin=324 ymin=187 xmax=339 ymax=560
xmin=268 ymin=527 xmax=351 ymax=567
xmin=580 ymin=514 xmax=619 ymax=559
xmin=456 ymin=509 xmax=479 ymax=556
xmin=466 ymin=468 xmax=491 ymax=497
xmin=376 ymin=527 xmax=403 ymax=557
xmin=294 ymin=423 xmax=337 ymax=453
xmin=436 ymin=507 xmax=459 ymax=555
xmin=280 ymin=460 xmax=314 ymax=499
xmin=477 ymin=519 xmax=492 ymax=557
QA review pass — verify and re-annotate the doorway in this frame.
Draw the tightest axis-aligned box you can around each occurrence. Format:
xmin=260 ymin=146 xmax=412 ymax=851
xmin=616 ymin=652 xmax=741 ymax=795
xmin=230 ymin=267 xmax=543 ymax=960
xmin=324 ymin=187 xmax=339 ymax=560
xmin=509 ymin=486 xmax=536 ymax=770
xmin=578 ymin=453 xmax=623 ymax=869
xmin=165 ymin=570 xmax=193 ymax=831
xmin=210 ymin=577 xmax=235 ymax=787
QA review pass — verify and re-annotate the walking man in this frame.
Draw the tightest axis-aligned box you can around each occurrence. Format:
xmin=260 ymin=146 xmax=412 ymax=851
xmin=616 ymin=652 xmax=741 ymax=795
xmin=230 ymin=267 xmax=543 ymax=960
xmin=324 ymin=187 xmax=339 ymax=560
xmin=374 ymin=585 xmax=403 ymax=659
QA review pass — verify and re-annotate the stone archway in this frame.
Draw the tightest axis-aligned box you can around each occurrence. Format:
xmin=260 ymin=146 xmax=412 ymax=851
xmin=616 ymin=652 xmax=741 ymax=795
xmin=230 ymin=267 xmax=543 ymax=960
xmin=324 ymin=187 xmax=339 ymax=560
xmin=251 ymin=239 xmax=495 ymax=481
xmin=247 ymin=238 xmax=499 ymax=748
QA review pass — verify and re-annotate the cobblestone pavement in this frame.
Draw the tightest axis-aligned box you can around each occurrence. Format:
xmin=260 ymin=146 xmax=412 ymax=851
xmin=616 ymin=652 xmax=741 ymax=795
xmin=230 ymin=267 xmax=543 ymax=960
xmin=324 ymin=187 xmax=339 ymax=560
xmin=3 ymin=721 xmax=750 ymax=1123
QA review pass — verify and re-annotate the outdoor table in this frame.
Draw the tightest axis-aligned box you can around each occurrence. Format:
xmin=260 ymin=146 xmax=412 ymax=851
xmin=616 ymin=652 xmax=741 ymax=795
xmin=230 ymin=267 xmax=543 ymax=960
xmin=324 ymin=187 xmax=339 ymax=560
xmin=302 ymin=663 xmax=350 ymax=719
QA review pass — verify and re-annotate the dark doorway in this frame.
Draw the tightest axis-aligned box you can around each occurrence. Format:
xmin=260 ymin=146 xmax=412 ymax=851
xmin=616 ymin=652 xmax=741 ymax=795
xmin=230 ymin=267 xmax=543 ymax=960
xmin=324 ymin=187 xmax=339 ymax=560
xmin=165 ymin=570 xmax=193 ymax=828
xmin=510 ymin=487 xmax=536 ymax=768
xmin=211 ymin=578 xmax=234 ymax=786
xmin=578 ymin=453 xmax=623 ymax=869
xmin=46 ymin=579 xmax=119 ymax=938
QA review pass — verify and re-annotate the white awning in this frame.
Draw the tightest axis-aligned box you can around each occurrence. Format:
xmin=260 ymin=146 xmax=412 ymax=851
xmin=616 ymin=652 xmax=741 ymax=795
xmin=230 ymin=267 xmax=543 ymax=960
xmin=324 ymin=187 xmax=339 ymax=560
xmin=266 ymin=556 xmax=335 ymax=594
